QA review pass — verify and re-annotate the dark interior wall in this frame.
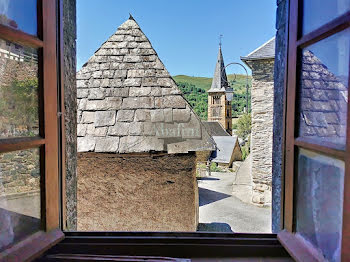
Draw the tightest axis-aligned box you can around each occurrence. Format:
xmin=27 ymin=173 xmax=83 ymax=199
xmin=63 ymin=0 xmax=77 ymax=230
xmin=272 ymin=0 xmax=288 ymax=233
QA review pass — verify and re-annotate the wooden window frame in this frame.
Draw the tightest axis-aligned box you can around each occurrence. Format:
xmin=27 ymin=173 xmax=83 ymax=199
xmin=5 ymin=0 xmax=350 ymax=260
xmin=278 ymin=0 xmax=350 ymax=261
xmin=0 ymin=1 xmax=288 ymax=261
xmin=0 ymin=0 xmax=64 ymax=261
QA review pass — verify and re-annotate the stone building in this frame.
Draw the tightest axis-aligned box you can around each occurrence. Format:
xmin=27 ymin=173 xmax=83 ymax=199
xmin=76 ymin=16 xmax=215 ymax=231
xmin=207 ymin=46 xmax=232 ymax=135
xmin=241 ymin=37 xmax=275 ymax=205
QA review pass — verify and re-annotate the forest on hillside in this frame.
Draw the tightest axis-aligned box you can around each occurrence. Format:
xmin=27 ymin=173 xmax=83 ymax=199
xmin=176 ymin=82 xmax=208 ymax=119
xmin=174 ymin=74 xmax=252 ymax=120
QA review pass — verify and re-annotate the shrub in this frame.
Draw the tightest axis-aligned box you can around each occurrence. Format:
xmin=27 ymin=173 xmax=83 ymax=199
xmin=241 ymin=136 xmax=251 ymax=160
xmin=210 ymin=162 xmax=223 ymax=172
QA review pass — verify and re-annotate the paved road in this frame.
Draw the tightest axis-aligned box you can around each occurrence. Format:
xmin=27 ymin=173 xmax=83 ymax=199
xmin=198 ymin=172 xmax=271 ymax=233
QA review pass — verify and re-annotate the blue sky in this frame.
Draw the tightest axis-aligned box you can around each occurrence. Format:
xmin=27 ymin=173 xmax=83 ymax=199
xmin=0 ymin=0 xmax=37 ymax=35
xmin=77 ymin=0 xmax=276 ymax=76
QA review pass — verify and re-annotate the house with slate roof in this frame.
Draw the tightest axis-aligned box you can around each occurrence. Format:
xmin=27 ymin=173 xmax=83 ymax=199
xmin=195 ymin=121 xmax=230 ymax=167
xmin=210 ymin=136 xmax=242 ymax=168
xmin=241 ymin=37 xmax=275 ymax=205
xmin=75 ymin=15 xmax=215 ymax=232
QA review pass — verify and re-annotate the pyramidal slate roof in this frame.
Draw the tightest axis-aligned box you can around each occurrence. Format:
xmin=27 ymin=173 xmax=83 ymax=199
xmin=208 ymin=46 xmax=229 ymax=93
xmin=299 ymin=49 xmax=347 ymax=144
xmin=210 ymin=136 xmax=240 ymax=164
xmin=241 ymin=37 xmax=275 ymax=61
xmin=76 ymin=16 xmax=215 ymax=154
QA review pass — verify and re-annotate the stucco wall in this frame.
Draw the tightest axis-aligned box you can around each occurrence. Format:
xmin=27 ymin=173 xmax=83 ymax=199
xmin=77 ymin=152 xmax=198 ymax=231
xmin=247 ymin=59 xmax=274 ymax=205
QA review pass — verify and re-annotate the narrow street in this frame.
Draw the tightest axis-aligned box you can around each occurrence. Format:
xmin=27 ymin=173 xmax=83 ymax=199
xmin=198 ymin=171 xmax=271 ymax=233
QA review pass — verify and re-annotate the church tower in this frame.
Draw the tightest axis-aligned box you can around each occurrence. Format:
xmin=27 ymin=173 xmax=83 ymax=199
xmin=207 ymin=45 xmax=232 ymax=135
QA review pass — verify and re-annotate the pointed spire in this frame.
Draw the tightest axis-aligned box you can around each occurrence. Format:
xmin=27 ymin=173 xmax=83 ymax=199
xmin=129 ymin=13 xmax=135 ymax=20
xmin=208 ymin=45 xmax=229 ymax=93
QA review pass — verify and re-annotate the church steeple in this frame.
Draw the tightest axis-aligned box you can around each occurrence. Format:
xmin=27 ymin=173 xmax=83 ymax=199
xmin=207 ymin=44 xmax=232 ymax=135
xmin=208 ymin=46 xmax=229 ymax=93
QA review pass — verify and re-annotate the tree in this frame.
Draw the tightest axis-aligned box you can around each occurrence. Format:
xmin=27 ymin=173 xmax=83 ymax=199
xmin=176 ymin=81 xmax=208 ymax=120
xmin=235 ymin=113 xmax=251 ymax=139
xmin=241 ymin=136 xmax=251 ymax=160
xmin=0 ymin=59 xmax=38 ymax=136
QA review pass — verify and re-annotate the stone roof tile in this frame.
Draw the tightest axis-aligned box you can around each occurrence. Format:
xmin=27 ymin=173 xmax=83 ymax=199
xmin=202 ymin=121 xmax=230 ymax=137
xmin=208 ymin=46 xmax=229 ymax=93
xmin=241 ymin=37 xmax=275 ymax=60
xmin=299 ymin=50 xmax=348 ymax=143
xmin=211 ymin=136 xmax=239 ymax=164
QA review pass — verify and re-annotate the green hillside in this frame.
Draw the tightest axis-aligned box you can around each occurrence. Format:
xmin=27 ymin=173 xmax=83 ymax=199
xmin=173 ymin=75 xmax=213 ymax=90
xmin=173 ymin=74 xmax=252 ymax=119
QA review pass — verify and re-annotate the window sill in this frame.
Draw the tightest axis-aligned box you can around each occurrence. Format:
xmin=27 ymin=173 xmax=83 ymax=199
xmin=0 ymin=229 xmax=64 ymax=262
xmin=39 ymin=232 xmax=292 ymax=260
xmin=278 ymin=230 xmax=325 ymax=262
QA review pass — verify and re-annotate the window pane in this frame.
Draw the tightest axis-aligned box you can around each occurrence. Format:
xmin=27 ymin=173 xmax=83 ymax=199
xmin=0 ymin=0 xmax=37 ymax=36
xmin=0 ymin=148 xmax=41 ymax=252
xmin=298 ymin=29 xmax=349 ymax=147
xmin=302 ymin=0 xmax=350 ymax=35
xmin=0 ymin=39 xmax=39 ymax=138
xmin=296 ymin=149 xmax=344 ymax=262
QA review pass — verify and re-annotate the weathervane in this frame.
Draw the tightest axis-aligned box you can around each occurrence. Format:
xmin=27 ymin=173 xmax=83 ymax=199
xmin=219 ymin=34 xmax=223 ymax=47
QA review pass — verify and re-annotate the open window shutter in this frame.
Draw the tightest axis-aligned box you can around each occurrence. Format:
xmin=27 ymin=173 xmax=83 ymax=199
xmin=279 ymin=1 xmax=350 ymax=261
xmin=0 ymin=0 xmax=64 ymax=260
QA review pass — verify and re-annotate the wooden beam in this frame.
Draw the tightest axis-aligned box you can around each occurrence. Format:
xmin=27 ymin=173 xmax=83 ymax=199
xmin=0 ymin=24 xmax=43 ymax=48
xmin=0 ymin=229 xmax=64 ymax=262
